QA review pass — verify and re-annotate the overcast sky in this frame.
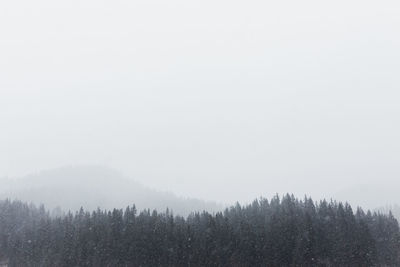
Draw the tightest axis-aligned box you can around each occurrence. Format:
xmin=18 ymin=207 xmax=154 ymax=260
xmin=1 ymin=0 xmax=400 ymax=206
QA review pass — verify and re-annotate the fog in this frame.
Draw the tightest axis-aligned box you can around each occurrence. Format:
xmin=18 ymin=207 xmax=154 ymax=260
xmin=1 ymin=0 xmax=400 ymax=209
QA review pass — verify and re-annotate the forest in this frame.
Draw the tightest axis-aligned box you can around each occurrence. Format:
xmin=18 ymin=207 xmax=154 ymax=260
xmin=0 ymin=194 xmax=399 ymax=266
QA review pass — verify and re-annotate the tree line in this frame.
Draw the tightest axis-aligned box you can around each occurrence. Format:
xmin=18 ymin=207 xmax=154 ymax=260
xmin=0 ymin=194 xmax=399 ymax=266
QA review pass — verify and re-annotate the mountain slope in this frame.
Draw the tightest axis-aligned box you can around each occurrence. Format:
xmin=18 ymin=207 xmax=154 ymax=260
xmin=0 ymin=165 xmax=222 ymax=216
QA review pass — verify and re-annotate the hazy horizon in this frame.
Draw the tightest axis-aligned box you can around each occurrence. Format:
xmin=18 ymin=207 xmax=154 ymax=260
xmin=1 ymin=0 xmax=400 ymax=208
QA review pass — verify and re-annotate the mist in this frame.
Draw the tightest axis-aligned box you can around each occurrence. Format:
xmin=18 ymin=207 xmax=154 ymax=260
xmin=1 ymin=0 xmax=400 ymax=209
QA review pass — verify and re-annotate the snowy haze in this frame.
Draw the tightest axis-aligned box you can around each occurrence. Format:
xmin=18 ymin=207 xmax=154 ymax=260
xmin=1 ymin=0 xmax=400 ymax=208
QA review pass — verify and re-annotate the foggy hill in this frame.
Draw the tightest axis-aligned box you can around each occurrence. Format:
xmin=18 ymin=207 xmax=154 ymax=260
xmin=0 ymin=165 xmax=222 ymax=216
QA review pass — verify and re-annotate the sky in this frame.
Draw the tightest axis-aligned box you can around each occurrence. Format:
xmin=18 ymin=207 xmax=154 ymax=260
xmin=1 ymin=0 xmax=400 ymax=206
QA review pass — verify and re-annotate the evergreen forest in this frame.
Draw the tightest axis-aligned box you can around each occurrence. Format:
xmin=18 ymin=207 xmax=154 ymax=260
xmin=0 ymin=194 xmax=399 ymax=266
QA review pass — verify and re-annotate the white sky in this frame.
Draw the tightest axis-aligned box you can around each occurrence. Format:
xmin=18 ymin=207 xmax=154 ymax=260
xmin=1 ymin=0 xmax=400 ymax=206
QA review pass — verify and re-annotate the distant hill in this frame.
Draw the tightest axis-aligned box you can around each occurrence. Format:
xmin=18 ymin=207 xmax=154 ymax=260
xmin=0 ymin=165 xmax=222 ymax=216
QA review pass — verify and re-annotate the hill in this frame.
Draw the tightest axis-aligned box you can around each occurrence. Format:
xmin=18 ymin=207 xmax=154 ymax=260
xmin=0 ymin=165 xmax=222 ymax=216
